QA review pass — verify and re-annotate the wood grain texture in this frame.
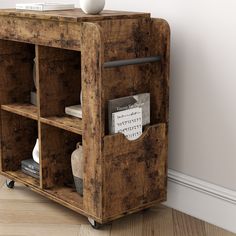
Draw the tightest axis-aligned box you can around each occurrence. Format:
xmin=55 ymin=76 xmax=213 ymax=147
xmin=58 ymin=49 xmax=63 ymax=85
xmin=103 ymin=124 xmax=167 ymax=219
xmin=149 ymin=19 xmax=170 ymax=125
xmin=40 ymin=123 xmax=81 ymax=189
xmin=1 ymin=111 xmax=38 ymax=172
xmin=143 ymin=205 xmax=174 ymax=236
xmin=0 ymin=40 xmax=35 ymax=105
xmin=81 ymin=22 xmax=104 ymax=219
xmin=5 ymin=170 xmax=39 ymax=187
xmin=0 ymin=17 xmax=82 ymax=50
xmin=40 ymin=116 xmax=82 ymax=135
xmin=37 ymin=46 xmax=81 ymax=118
xmin=1 ymin=103 xmax=38 ymax=120
xmin=205 ymin=223 xmax=236 ymax=236
xmin=0 ymin=9 xmax=150 ymax=23
xmin=173 ymin=210 xmax=206 ymax=236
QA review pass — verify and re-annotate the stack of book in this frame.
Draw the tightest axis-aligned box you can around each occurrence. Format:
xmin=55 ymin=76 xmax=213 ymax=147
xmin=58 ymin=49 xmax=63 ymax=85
xmin=21 ymin=159 xmax=39 ymax=179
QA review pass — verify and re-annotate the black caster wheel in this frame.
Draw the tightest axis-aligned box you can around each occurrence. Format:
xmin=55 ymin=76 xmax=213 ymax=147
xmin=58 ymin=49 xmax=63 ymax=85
xmin=88 ymin=217 xmax=102 ymax=229
xmin=142 ymin=207 xmax=150 ymax=213
xmin=6 ymin=180 xmax=15 ymax=189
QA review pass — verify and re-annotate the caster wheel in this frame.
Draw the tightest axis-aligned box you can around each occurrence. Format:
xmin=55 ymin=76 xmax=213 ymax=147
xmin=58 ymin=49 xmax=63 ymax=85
xmin=88 ymin=217 xmax=102 ymax=229
xmin=142 ymin=207 xmax=150 ymax=213
xmin=6 ymin=180 xmax=15 ymax=189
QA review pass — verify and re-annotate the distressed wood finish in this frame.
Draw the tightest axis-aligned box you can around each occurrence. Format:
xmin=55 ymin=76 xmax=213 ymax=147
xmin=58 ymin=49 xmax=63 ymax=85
xmin=0 ymin=17 xmax=82 ymax=50
xmin=0 ymin=9 xmax=149 ymax=23
xmin=103 ymin=124 xmax=167 ymax=219
xmin=1 ymin=104 xmax=38 ymax=120
xmin=37 ymin=46 xmax=81 ymax=117
xmin=1 ymin=111 xmax=38 ymax=172
xmin=81 ymin=22 xmax=104 ymax=219
xmin=0 ymin=9 xmax=170 ymax=225
xmin=40 ymin=123 xmax=81 ymax=189
xmin=149 ymin=19 xmax=170 ymax=124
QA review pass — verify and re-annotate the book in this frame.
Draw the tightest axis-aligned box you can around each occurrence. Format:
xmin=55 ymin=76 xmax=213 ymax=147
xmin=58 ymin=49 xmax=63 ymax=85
xmin=16 ymin=3 xmax=75 ymax=11
xmin=108 ymin=93 xmax=150 ymax=134
xmin=21 ymin=166 xmax=39 ymax=179
xmin=21 ymin=159 xmax=39 ymax=172
xmin=65 ymin=105 xmax=82 ymax=118
xmin=111 ymin=107 xmax=143 ymax=141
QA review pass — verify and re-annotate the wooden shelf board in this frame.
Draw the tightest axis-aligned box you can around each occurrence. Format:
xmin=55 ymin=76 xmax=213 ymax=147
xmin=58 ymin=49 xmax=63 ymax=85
xmin=40 ymin=115 xmax=82 ymax=135
xmin=45 ymin=186 xmax=83 ymax=211
xmin=1 ymin=103 xmax=38 ymax=120
xmin=3 ymin=170 xmax=40 ymax=187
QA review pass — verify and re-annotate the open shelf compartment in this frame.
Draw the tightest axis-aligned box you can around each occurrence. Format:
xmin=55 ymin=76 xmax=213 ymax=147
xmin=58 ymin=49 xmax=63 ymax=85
xmin=40 ymin=123 xmax=83 ymax=210
xmin=37 ymin=46 xmax=82 ymax=134
xmin=0 ymin=110 xmax=40 ymax=187
xmin=0 ymin=40 xmax=38 ymax=121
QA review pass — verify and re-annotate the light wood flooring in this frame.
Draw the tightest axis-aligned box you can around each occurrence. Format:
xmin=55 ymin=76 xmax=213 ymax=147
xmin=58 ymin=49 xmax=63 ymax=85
xmin=0 ymin=175 xmax=235 ymax=236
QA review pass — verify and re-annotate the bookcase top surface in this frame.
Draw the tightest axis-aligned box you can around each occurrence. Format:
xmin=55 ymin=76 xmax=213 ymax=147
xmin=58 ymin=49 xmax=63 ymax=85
xmin=0 ymin=8 xmax=150 ymax=23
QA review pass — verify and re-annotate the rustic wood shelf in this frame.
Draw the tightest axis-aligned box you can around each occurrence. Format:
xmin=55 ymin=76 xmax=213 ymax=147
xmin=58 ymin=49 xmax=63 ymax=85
xmin=40 ymin=116 xmax=82 ymax=135
xmin=0 ymin=8 xmax=170 ymax=226
xmin=1 ymin=103 xmax=38 ymax=120
xmin=45 ymin=187 xmax=84 ymax=212
xmin=4 ymin=170 xmax=40 ymax=187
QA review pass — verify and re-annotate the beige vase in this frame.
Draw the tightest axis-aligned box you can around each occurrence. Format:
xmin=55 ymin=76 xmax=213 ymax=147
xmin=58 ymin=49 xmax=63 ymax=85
xmin=71 ymin=142 xmax=84 ymax=196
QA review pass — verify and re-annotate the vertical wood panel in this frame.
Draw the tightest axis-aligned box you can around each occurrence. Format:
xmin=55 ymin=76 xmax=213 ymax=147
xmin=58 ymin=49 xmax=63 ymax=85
xmin=81 ymin=22 xmax=104 ymax=218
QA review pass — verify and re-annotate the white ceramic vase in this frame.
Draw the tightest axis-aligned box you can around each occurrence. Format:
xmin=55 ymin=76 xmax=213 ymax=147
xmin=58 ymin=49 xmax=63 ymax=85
xmin=80 ymin=0 xmax=105 ymax=15
xmin=32 ymin=139 xmax=39 ymax=164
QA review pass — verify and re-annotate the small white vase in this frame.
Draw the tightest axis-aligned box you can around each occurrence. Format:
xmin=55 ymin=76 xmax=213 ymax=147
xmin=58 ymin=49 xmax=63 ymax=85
xmin=80 ymin=0 xmax=105 ymax=15
xmin=32 ymin=139 xmax=39 ymax=164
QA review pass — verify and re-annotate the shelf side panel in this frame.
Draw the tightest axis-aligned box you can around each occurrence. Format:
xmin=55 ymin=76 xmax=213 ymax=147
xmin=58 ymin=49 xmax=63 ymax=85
xmin=81 ymin=22 xmax=104 ymax=219
xmin=149 ymin=19 xmax=170 ymax=125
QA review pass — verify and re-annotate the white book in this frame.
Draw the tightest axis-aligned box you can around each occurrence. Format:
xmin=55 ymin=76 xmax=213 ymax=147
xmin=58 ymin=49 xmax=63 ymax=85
xmin=65 ymin=105 xmax=82 ymax=118
xmin=112 ymin=107 xmax=142 ymax=141
xmin=16 ymin=3 xmax=75 ymax=11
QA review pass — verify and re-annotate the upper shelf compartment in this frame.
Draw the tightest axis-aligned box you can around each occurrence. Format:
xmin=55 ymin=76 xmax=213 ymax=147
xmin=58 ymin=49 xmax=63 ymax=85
xmin=0 ymin=40 xmax=37 ymax=120
xmin=37 ymin=46 xmax=82 ymax=134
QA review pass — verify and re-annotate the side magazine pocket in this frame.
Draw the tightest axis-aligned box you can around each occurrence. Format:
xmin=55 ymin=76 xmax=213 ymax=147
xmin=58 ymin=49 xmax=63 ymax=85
xmin=103 ymin=124 xmax=167 ymax=218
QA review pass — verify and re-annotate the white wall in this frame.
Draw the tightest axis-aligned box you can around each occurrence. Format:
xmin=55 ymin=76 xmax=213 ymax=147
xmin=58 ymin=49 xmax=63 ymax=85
xmin=1 ymin=1 xmax=236 ymax=190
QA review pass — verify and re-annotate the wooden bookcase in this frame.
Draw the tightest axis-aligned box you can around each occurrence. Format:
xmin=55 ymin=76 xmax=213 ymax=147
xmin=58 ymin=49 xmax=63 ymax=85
xmin=0 ymin=9 xmax=170 ymax=227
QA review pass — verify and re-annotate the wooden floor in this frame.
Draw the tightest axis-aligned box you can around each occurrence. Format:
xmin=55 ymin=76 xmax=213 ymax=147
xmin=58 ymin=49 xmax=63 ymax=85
xmin=0 ymin=175 xmax=235 ymax=236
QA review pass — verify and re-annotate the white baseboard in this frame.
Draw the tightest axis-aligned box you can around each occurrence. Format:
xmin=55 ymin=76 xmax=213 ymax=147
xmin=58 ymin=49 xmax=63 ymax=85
xmin=164 ymin=169 xmax=236 ymax=234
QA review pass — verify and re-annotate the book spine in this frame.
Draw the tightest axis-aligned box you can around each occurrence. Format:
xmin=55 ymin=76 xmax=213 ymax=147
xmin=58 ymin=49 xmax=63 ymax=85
xmin=16 ymin=5 xmax=43 ymax=11
xmin=22 ymin=168 xmax=39 ymax=179
xmin=22 ymin=163 xmax=39 ymax=172
xmin=22 ymin=165 xmax=39 ymax=175
xmin=65 ymin=109 xmax=82 ymax=118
